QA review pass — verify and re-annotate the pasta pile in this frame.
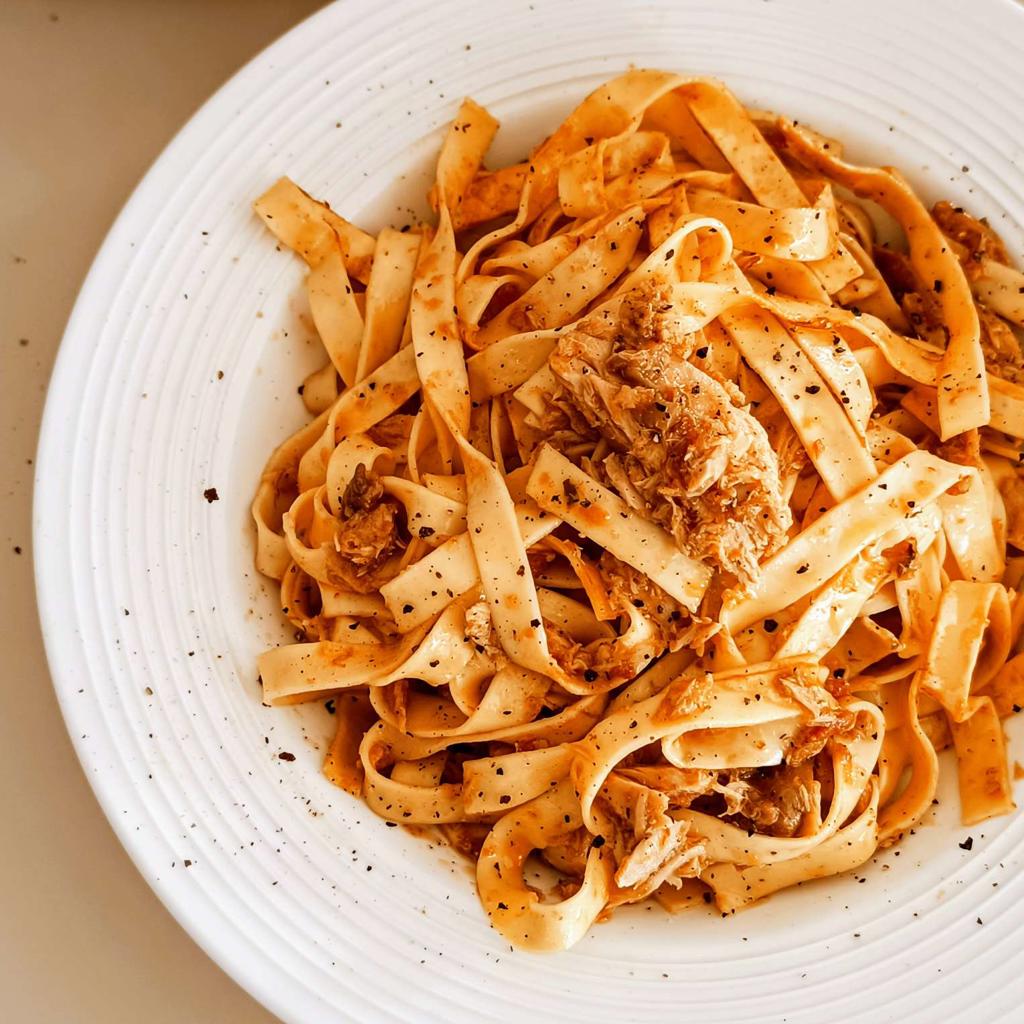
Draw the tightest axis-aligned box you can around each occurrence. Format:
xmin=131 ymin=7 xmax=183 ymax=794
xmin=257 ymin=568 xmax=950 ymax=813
xmin=250 ymin=70 xmax=1024 ymax=950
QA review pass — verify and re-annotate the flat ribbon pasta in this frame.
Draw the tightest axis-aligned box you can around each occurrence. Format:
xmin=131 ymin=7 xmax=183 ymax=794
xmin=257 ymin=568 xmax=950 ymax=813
xmin=249 ymin=71 xmax=1024 ymax=953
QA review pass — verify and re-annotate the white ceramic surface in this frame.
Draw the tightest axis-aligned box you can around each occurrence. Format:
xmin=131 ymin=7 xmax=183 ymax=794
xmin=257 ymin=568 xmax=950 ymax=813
xmin=35 ymin=1 xmax=1024 ymax=1021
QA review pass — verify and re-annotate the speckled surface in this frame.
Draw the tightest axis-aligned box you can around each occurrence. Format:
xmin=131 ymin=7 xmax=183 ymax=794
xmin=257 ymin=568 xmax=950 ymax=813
xmin=14 ymin=0 xmax=1024 ymax=1021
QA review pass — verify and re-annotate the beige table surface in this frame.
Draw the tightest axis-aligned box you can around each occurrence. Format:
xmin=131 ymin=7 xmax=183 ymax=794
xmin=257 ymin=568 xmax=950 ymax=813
xmin=0 ymin=3 xmax=325 ymax=1020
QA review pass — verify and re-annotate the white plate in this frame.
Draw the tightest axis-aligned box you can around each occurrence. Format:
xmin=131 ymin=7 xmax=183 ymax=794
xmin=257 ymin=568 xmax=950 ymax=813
xmin=35 ymin=1 xmax=1024 ymax=1020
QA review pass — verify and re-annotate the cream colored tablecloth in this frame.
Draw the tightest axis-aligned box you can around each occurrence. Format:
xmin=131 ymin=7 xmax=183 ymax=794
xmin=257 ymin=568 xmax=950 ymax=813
xmin=0 ymin=3 xmax=323 ymax=1020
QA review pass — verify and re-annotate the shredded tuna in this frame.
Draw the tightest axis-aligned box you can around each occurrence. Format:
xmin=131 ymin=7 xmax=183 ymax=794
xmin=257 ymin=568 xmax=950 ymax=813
xmin=327 ymin=465 xmax=405 ymax=593
xmin=654 ymin=672 xmax=714 ymax=724
xmin=332 ymin=502 xmax=403 ymax=586
xmin=341 ymin=462 xmax=383 ymax=516
xmin=543 ymin=619 xmax=654 ymax=688
xmin=614 ymin=819 xmax=696 ymax=890
xmin=777 ymin=679 xmax=864 ymax=765
xmin=715 ymin=764 xmax=815 ymax=837
xmin=463 ymin=600 xmax=504 ymax=659
xmin=593 ymin=774 xmax=707 ymax=900
xmin=978 ymin=307 xmax=1024 ymax=384
xmin=540 ymin=549 xmax=717 ymax=688
xmin=935 ymin=429 xmax=982 ymax=470
xmin=617 ymin=281 xmax=701 ymax=357
xmin=880 ymin=204 xmax=1022 ymax=369
xmin=337 ymin=503 xmax=401 ymax=567
xmin=932 ymin=200 xmax=1010 ymax=268
xmin=546 ymin=279 xmax=792 ymax=583
xmin=464 ymin=601 xmax=492 ymax=648
xmin=756 ymin=407 xmax=809 ymax=492
xmin=599 ymin=551 xmax=719 ymax=653
xmin=540 ymin=828 xmax=593 ymax=877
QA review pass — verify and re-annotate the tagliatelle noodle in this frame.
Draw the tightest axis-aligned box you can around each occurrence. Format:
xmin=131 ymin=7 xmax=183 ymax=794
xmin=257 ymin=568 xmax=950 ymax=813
xmin=249 ymin=72 xmax=1024 ymax=951
xmin=722 ymin=451 xmax=969 ymax=632
xmin=526 ymin=444 xmax=712 ymax=611
xmin=353 ymin=229 xmax=421 ymax=381
xmin=774 ymin=121 xmax=989 ymax=439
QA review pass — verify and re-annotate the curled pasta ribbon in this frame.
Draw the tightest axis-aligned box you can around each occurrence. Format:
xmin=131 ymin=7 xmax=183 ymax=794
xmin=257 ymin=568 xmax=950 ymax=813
xmin=250 ymin=70 xmax=1024 ymax=952
xmin=920 ymin=581 xmax=1012 ymax=723
xmin=705 ymin=780 xmax=880 ymax=912
xmin=477 ymin=780 xmax=615 ymax=951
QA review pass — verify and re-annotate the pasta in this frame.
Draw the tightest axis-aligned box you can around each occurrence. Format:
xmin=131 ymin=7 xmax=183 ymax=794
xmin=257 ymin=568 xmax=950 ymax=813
xmin=249 ymin=71 xmax=1024 ymax=951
